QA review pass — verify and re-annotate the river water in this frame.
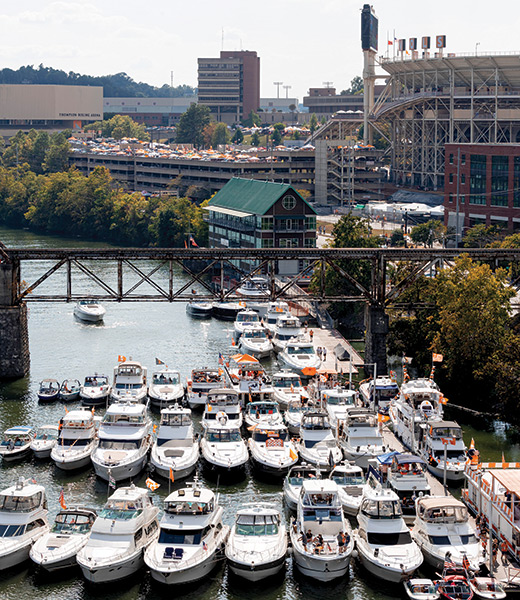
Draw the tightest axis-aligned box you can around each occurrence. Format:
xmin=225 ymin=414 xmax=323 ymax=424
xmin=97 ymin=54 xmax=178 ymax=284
xmin=0 ymin=225 xmax=518 ymax=600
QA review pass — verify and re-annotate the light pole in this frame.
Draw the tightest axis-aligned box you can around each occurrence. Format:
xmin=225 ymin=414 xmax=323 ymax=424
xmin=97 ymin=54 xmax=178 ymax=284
xmin=273 ymin=82 xmax=283 ymax=99
xmin=475 ymin=42 xmax=480 ymax=56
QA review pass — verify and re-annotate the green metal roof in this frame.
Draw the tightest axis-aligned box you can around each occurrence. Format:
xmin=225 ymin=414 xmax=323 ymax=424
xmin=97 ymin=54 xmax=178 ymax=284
xmin=207 ymin=177 xmax=315 ymax=216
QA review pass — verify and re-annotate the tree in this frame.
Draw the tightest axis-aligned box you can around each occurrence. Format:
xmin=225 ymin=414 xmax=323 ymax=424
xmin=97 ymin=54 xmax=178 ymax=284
xmin=251 ymin=131 xmax=260 ymax=146
xmin=410 ymin=220 xmax=446 ymax=247
xmin=340 ymin=75 xmax=364 ymax=95
xmin=231 ymin=129 xmax=244 ymax=144
xmin=42 ymin=132 xmax=70 ymax=173
xmin=211 ymin=123 xmax=229 ymax=147
xmin=242 ymin=111 xmax=261 ymax=128
xmin=84 ymin=114 xmax=149 ymax=141
xmin=309 ymin=113 xmax=318 ymax=134
xmin=463 ymin=223 xmax=502 ymax=248
xmin=175 ymin=104 xmax=211 ymax=147
xmin=390 ymin=229 xmax=405 ymax=247
xmin=271 ymin=123 xmax=284 ymax=146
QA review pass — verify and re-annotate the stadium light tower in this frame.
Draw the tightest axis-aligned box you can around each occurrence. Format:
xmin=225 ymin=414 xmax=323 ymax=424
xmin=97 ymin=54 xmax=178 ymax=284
xmin=283 ymin=85 xmax=292 ymax=98
xmin=361 ymin=4 xmax=379 ymax=145
xmin=273 ymin=82 xmax=283 ymax=98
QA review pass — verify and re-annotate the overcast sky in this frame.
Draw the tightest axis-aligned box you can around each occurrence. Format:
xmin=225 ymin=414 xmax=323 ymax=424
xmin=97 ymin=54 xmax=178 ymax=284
xmin=1 ymin=1 xmax=519 ymax=100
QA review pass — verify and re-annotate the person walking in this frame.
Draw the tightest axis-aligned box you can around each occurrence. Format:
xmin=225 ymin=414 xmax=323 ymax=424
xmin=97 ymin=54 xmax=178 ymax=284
xmin=323 ymin=347 xmax=327 ymax=361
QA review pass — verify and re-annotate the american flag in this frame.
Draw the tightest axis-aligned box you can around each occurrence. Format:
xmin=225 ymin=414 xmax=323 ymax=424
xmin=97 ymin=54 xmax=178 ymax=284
xmin=444 ymin=556 xmax=457 ymax=570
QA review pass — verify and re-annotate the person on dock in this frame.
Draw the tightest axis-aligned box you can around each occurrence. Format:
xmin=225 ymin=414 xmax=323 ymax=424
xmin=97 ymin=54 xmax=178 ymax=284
xmin=322 ymin=347 xmax=327 ymax=361
xmin=492 ymin=536 xmax=499 ymax=569
xmin=500 ymin=537 xmax=509 ymax=566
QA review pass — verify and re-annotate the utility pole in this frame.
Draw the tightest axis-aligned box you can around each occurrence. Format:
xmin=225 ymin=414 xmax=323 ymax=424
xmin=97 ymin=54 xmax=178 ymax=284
xmin=273 ymin=82 xmax=283 ymax=98
xmin=283 ymin=85 xmax=292 ymax=99
xmin=323 ymin=81 xmax=333 ymax=88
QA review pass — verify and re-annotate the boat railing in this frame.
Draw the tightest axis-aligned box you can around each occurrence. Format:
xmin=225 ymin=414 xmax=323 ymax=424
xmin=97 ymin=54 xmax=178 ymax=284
xmin=146 ymin=539 xmax=219 ymax=570
xmin=230 ymin=541 xmax=285 ymax=563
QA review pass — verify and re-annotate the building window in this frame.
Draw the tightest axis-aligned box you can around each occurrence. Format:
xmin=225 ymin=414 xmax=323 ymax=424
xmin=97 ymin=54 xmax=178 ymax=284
xmin=449 ymin=194 xmax=454 ymax=203
xmin=282 ymin=195 xmax=296 ymax=210
xmin=461 ymin=174 xmax=466 ymax=185
xmin=460 ymin=195 xmax=465 ymax=204
xmin=491 ymin=155 xmax=508 ymax=207
xmin=261 ymin=217 xmax=273 ymax=230
xmin=261 ymin=238 xmax=274 ymax=248
xmin=304 ymin=238 xmax=316 ymax=248
xmin=449 ymin=153 xmax=454 ymax=165
xmin=305 ymin=216 xmax=316 ymax=230
xmin=449 ymin=173 xmax=454 ymax=184
xmin=469 ymin=154 xmax=487 ymax=205
xmin=461 ymin=154 xmax=466 ymax=165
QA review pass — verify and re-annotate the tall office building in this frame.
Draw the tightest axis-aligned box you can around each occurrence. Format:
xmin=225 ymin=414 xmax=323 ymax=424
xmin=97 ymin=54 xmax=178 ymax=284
xmin=197 ymin=51 xmax=260 ymax=124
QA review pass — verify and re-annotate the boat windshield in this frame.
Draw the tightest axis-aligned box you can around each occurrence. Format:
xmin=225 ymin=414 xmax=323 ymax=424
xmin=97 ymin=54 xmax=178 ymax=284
xmin=288 ymin=404 xmax=312 ymax=414
xmin=0 ymin=524 xmax=26 ymax=537
xmin=84 ymin=377 xmax=108 ymax=387
xmin=302 ymin=415 xmax=330 ymax=430
xmin=247 ymin=404 xmax=279 ymax=416
xmin=52 ymin=513 xmax=92 ymax=534
xmin=421 ymin=505 xmax=468 ymax=523
xmin=1 ymin=436 xmax=31 ymax=445
xmin=287 ymin=346 xmax=314 ymax=355
xmin=116 ymin=366 xmax=142 ymax=377
xmin=205 ymin=430 xmax=242 ymax=442
xmin=367 ymin=530 xmax=412 ymax=545
xmin=288 ymin=471 xmax=320 ymax=486
xmin=161 ymin=413 xmax=191 ymax=426
xmin=0 ymin=493 xmax=42 ymax=512
xmin=98 ymin=439 xmax=143 ymax=450
xmin=57 ymin=438 xmax=92 ymax=447
xmin=432 ymin=450 xmax=466 ymax=460
xmin=274 ymin=377 xmax=300 ymax=388
xmin=208 ymin=394 xmax=238 ymax=406
xmin=326 ymin=395 xmax=355 ymax=406
xmin=35 ymin=429 xmax=58 ymax=441
xmin=332 ymin=474 xmax=365 ymax=486
xmin=430 ymin=426 xmax=462 ymax=439
xmin=238 ymin=314 xmax=259 ymax=323
xmin=164 ymin=500 xmax=213 ymax=515
xmin=153 ymin=373 xmax=179 ymax=385
xmin=252 ymin=430 xmax=288 ymax=442
xmin=158 ymin=528 xmax=203 ymax=545
xmin=103 ymin=414 xmax=145 ymax=425
xmin=244 ymin=330 xmax=267 ymax=339
xmin=99 ymin=500 xmax=142 ymax=520
xmin=302 ymin=507 xmax=342 ymax=521
xmin=115 ymin=383 xmax=143 ymax=390
xmin=361 ymin=498 xmax=403 ymax=518
xmin=236 ymin=513 xmax=279 ymax=535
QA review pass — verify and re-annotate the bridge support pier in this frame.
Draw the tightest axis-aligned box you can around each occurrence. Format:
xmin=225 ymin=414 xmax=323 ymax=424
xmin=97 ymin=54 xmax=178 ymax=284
xmin=0 ymin=263 xmax=30 ymax=379
xmin=364 ymin=304 xmax=388 ymax=376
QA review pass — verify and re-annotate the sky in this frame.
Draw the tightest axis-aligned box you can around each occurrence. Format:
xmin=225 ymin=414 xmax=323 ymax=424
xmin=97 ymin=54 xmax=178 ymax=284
xmin=1 ymin=1 xmax=519 ymax=100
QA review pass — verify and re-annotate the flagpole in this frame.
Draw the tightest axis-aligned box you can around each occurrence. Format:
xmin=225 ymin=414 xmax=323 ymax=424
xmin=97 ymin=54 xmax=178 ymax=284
xmin=107 ymin=468 xmax=111 ymax=501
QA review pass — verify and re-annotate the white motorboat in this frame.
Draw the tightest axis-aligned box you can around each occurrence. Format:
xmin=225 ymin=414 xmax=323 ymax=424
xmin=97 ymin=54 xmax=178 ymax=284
xmin=271 ymin=314 xmax=302 ymax=352
xmin=278 ymin=340 xmax=321 ymax=379
xmin=186 ymin=301 xmax=213 ymax=318
xmin=411 ymin=496 xmax=484 ymax=572
xmin=290 ymin=479 xmax=354 ymax=582
xmin=234 ymin=309 xmax=262 ymax=336
xmin=283 ymin=463 xmax=325 ymax=511
xmin=79 ymin=374 xmax=111 ymax=407
xmin=236 ymin=276 xmax=270 ymax=299
xmin=224 ymin=355 xmax=275 ymax=405
xmin=354 ymin=485 xmax=423 ymax=582
xmin=144 ymin=481 xmax=229 ymax=585
xmin=59 ymin=379 xmax=81 ymax=402
xmin=295 ymin=411 xmax=342 ymax=469
xmin=359 ymin=376 xmax=400 ymax=415
xmin=284 ymin=400 xmax=316 ymax=436
xmin=404 ymin=579 xmax=441 ymax=600
xmin=149 ymin=405 xmax=199 ymax=481
xmin=238 ymin=326 xmax=273 ymax=359
xmin=263 ymin=301 xmax=290 ymax=334
xmin=321 ymin=386 xmax=358 ymax=429
xmin=201 ymin=387 xmax=242 ymax=430
xmin=226 ymin=503 xmax=287 ymax=582
xmin=330 ymin=462 xmax=369 ymax=516
xmin=248 ymin=423 xmax=298 ymax=477
xmin=389 ymin=378 xmax=445 ymax=452
xmin=30 ymin=507 xmax=97 ymax=572
xmin=110 ymin=361 xmax=148 ymax=404
xmin=37 ymin=378 xmax=60 ymax=402
xmin=77 ymin=485 xmax=159 ymax=583
xmin=74 ymin=300 xmax=106 ymax=323
xmin=200 ymin=422 xmax=249 ymax=474
xmin=30 ymin=425 xmax=59 ymax=459
xmin=339 ymin=408 xmax=386 ymax=469
xmin=186 ymin=367 xmax=226 ymax=410
xmin=91 ymin=403 xmax=152 ymax=482
xmin=243 ymin=400 xmax=283 ymax=430
xmin=212 ymin=301 xmax=244 ymax=321
xmin=148 ymin=369 xmax=184 ymax=409
xmin=468 ymin=577 xmax=506 ymax=600
xmin=272 ymin=370 xmax=309 ymax=410
xmin=0 ymin=478 xmax=49 ymax=570
xmin=0 ymin=426 xmax=34 ymax=462
xmin=51 ymin=409 xmax=97 ymax=471
xmin=416 ymin=420 xmax=467 ymax=483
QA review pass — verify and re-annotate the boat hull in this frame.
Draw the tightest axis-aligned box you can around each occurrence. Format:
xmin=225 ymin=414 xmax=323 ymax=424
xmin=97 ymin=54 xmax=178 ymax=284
xmin=356 ymin=541 xmax=421 ymax=583
xmin=0 ymin=542 xmax=32 ymax=571
xmin=79 ymin=551 xmax=144 ymax=583
xmin=291 ymin=546 xmax=350 ymax=582
xmin=52 ymin=451 xmax=92 ymax=471
xmin=227 ymin=554 xmax=286 ymax=582
xmin=149 ymin=549 xmax=221 ymax=585
xmin=92 ymin=453 xmax=149 ymax=482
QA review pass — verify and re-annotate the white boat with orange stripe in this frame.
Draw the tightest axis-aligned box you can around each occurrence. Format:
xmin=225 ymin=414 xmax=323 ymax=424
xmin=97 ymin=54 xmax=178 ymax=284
xmin=248 ymin=422 xmax=298 ymax=476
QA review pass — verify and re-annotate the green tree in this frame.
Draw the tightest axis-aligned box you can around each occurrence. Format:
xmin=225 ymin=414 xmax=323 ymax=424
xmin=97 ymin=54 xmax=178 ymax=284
xmin=232 ymin=129 xmax=244 ymax=144
xmin=410 ymin=220 xmax=446 ymax=247
xmin=211 ymin=123 xmax=229 ymax=147
xmin=251 ymin=131 xmax=260 ymax=146
xmin=309 ymin=113 xmax=318 ymax=133
xmin=242 ymin=111 xmax=261 ymax=127
xmin=175 ymin=104 xmax=211 ymax=147
xmin=484 ymin=333 xmax=520 ymax=425
xmin=43 ymin=132 xmax=70 ymax=173
xmin=390 ymin=229 xmax=405 ymax=247
xmin=84 ymin=114 xmax=149 ymax=141
xmin=463 ymin=223 xmax=502 ymax=248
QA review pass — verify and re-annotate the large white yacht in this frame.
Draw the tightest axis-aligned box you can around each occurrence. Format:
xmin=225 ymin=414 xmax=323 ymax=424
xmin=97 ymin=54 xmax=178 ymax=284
xmin=51 ymin=409 xmax=97 ymax=471
xmin=354 ymin=485 xmax=423 ymax=582
xmin=186 ymin=367 xmax=226 ymax=410
xmin=77 ymin=485 xmax=159 ymax=583
xmin=248 ymin=423 xmax=298 ymax=477
xmin=200 ymin=422 xmax=249 ymax=474
xmin=224 ymin=356 xmax=275 ymax=405
xmin=359 ymin=376 xmax=400 ymax=414
xmin=271 ymin=314 xmax=302 ymax=352
xmin=0 ymin=478 xmax=49 ymax=570
xmin=415 ymin=420 xmax=467 ymax=483
xmin=30 ymin=507 xmax=97 ymax=572
xmin=201 ymin=388 xmax=242 ymax=430
xmin=284 ymin=400 xmax=316 ymax=436
xmin=295 ymin=411 xmax=342 ymax=469
xmin=321 ymin=386 xmax=358 ymax=429
xmin=243 ymin=400 xmax=284 ymax=430
xmin=110 ymin=361 xmax=148 ymax=404
xmin=234 ymin=309 xmax=262 ymax=336
xmin=149 ymin=405 xmax=199 ymax=481
xmin=330 ymin=462 xmax=369 ymax=516
xmin=278 ymin=339 xmax=321 ymax=378
xmin=144 ymin=481 xmax=229 ymax=584
xmin=148 ymin=369 xmax=184 ymax=409
xmin=226 ymin=503 xmax=287 ymax=582
xmin=339 ymin=408 xmax=386 ymax=469
xmin=411 ymin=496 xmax=484 ymax=572
xmin=91 ymin=403 xmax=152 ymax=482
xmin=236 ymin=276 xmax=270 ymax=299
xmin=272 ymin=370 xmax=309 ymax=410
xmin=263 ymin=301 xmax=290 ymax=334
xmin=290 ymin=479 xmax=354 ymax=581
xmin=283 ymin=463 xmax=325 ymax=512
xmin=79 ymin=374 xmax=111 ymax=407
xmin=238 ymin=326 xmax=273 ymax=359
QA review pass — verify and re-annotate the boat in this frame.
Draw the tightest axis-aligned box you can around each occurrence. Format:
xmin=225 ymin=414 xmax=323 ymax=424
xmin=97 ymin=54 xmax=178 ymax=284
xmin=359 ymin=375 xmax=400 ymax=415
xmin=59 ymin=379 xmax=81 ymax=402
xmin=37 ymin=379 xmax=60 ymax=402
xmin=290 ymin=479 xmax=354 ymax=581
xmin=354 ymin=484 xmax=423 ymax=582
xmin=0 ymin=426 xmax=35 ymax=461
xmin=238 ymin=326 xmax=273 ymax=359
xmin=234 ymin=309 xmax=262 ymax=336
xmin=416 ymin=420 xmax=467 ymax=483
xmin=248 ymin=422 xmax=298 ymax=476
xmin=284 ymin=399 xmax=316 ymax=436
xmin=330 ymin=462 xmax=369 ymax=516
xmin=51 ymin=409 xmax=97 ymax=471
xmin=263 ymin=301 xmax=290 ymax=334
xmin=224 ymin=354 xmax=275 ymax=405
xmin=149 ymin=404 xmax=199 ymax=481
xmin=411 ymin=496 xmax=484 ymax=571
xmin=91 ymin=402 xmax=152 ymax=482
xmin=236 ymin=276 xmax=270 ymax=299
xmin=468 ymin=577 xmax=506 ymax=600
xmin=79 ymin=374 xmax=111 ymax=407
xmin=243 ymin=400 xmax=284 ymax=430
xmin=73 ymin=300 xmax=106 ymax=323
xmin=271 ymin=314 xmax=302 ymax=352
xmin=404 ymin=578 xmax=441 ymax=600
xmin=110 ymin=361 xmax=148 ymax=404
xmin=186 ymin=301 xmax=213 ymax=318
xmin=186 ymin=367 xmax=226 ymax=410
xmin=30 ymin=425 xmax=59 ymax=459
xmin=436 ymin=563 xmax=474 ymax=600
xmin=295 ymin=411 xmax=342 ymax=469
xmin=321 ymin=386 xmax=358 ymax=429
xmin=272 ymin=370 xmax=309 ymax=410
xmin=0 ymin=478 xmax=49 ymax=570
xmin=200 ymin=421 xmax=249 ymax=474
xmin=226 ymin=503 xmax=287 ymax=581
xmin=148 ymin=369 xmax=184 ymax=409
xmin=77 ymin=485 xmax=159 ymax=583
xmin=339 ymin=408 xmax=386 ymax=469
xmin=201 ymin=388 xmax=242 ymax=430
xmin=283 ymin=463 xmax=324 ymax=511
xmin=144 ymin=480 xmax=229 ymax=584
xmin=277 ymin=339 xmax=321 ymax=379
xmin=30 ymin=507 xmax=97 ymax=572
xmin=212 ymin=301 xmax=244 ymax=321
